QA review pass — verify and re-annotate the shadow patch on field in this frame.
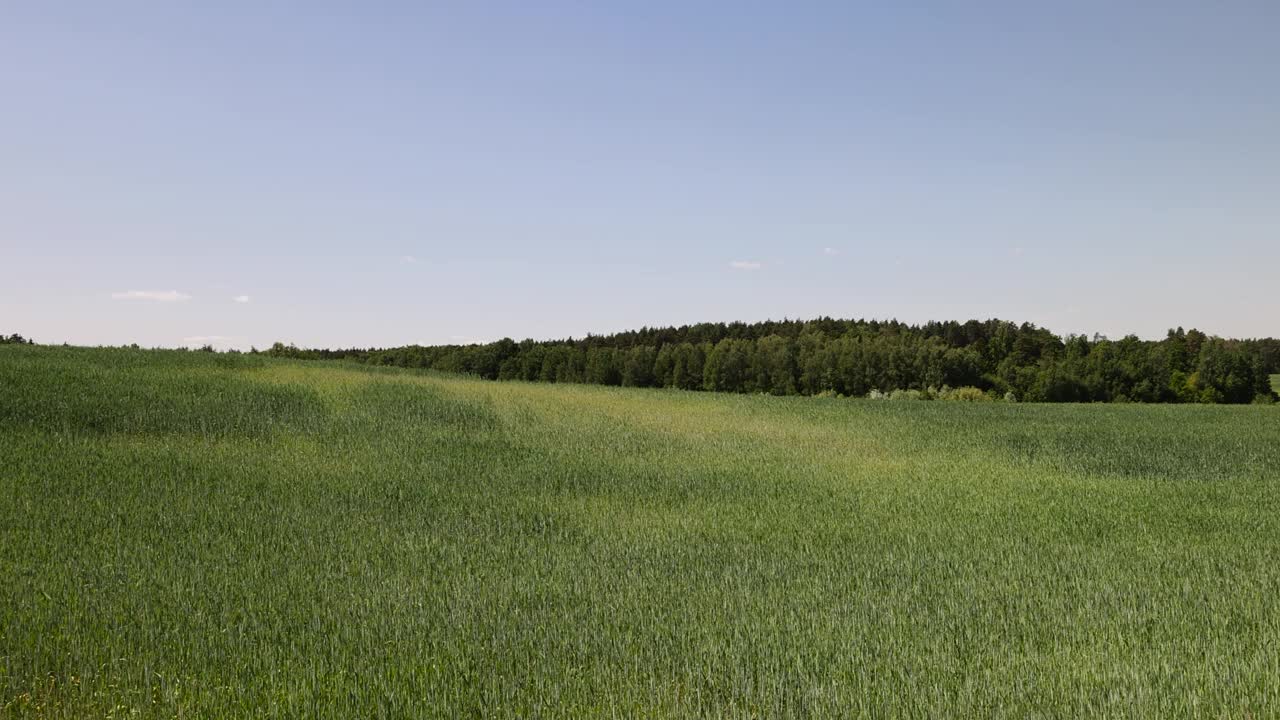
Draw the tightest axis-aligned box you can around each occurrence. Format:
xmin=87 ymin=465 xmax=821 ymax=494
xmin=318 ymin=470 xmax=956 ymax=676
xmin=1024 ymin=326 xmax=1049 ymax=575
xmin=991 ymin=408 xmax=1280 ymax=482
xmin=341 ymin=380 xmax=500 ymax=434
xmin=0 ymin=348 xmax=325 ymax=439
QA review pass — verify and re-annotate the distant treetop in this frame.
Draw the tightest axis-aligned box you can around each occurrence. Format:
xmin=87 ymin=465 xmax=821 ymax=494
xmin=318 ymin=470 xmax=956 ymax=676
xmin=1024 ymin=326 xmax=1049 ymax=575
xmin=254 ymin=318 xmax=1280 ymax=405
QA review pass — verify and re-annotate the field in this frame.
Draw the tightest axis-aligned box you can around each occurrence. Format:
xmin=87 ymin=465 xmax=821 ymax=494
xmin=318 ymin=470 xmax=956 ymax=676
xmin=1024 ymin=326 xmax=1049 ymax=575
xmin=2 ymin=346 xmax=1279 ymax=718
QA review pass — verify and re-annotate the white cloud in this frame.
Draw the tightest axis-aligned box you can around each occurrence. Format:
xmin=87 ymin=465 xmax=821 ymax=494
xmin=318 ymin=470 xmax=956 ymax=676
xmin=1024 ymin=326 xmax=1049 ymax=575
xmin=729 ymin=260 xmax=763 ymax=271
xmin=232 ymin=295 xmax=251 ymax=303
xmin=401 ymin=255 xmax=418 ymax=264
xmin=823 ymin=247 xmax=840 ymax=256
xmin=1013 ymin=247 xmax=1025 ymax=257
xmin=111 ymin=290 xmax=191 ymax=302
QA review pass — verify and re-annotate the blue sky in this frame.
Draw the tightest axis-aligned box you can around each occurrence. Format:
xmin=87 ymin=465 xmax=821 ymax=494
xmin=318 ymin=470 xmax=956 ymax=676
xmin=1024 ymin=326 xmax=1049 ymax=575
xmin=3 ymin=1 xmax=1277 ymax=349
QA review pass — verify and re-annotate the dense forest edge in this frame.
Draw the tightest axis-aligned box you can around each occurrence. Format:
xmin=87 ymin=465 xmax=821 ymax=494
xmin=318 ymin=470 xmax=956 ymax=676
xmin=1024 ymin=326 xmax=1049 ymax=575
xmin=6 ymin=320 xmax=1279 ymax=404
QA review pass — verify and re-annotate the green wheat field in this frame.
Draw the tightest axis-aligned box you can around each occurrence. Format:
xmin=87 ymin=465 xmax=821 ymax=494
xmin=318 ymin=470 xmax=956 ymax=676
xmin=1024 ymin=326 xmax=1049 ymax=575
xmin=2 ymin=345 xmax=1278 ymax=718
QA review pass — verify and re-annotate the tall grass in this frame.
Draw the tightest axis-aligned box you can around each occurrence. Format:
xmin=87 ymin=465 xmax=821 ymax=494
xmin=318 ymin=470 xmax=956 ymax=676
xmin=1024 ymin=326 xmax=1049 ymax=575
xmin=2 ymin=345 xmax=1278 ymax=717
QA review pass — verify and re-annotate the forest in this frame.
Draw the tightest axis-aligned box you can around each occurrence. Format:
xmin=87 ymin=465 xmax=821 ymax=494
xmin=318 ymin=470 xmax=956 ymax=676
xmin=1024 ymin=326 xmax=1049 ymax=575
xmin=261 ymin=319 xmax=1280 ymax=404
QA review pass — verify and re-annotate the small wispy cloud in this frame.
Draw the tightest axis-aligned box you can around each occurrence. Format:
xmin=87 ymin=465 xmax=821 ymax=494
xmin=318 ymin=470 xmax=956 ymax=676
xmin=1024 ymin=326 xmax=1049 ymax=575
xmin=823 ymin=247 xmax=840 ymax=256
xmin=401 ymin=255 xmax=418 ymax=264
xmin=111 ymin=290 xmax=191 ymax=302
xmin=1012 ymin=247 xmax=1025 ymax=258
xmin=232 ymin=295 xmax=251 ymax=304
xmin=729 ymin=260 xmax=763 ymax=271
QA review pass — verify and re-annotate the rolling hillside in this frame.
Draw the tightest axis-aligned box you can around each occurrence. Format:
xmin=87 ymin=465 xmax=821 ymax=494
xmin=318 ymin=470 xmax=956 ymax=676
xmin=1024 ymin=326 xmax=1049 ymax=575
xmin=2 ymin=345 xmax=1278 ymax=717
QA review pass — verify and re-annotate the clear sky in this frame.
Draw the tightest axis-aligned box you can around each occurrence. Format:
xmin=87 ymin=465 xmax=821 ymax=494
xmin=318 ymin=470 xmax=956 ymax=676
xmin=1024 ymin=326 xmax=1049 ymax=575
xmin=4 ymin=1 xmax=1277 ymax=349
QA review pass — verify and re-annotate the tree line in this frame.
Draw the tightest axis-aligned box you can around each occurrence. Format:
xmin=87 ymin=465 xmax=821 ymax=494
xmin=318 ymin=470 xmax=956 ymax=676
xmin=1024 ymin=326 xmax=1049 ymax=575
xmin=262 ymin=319 xmax=1280 ymax=404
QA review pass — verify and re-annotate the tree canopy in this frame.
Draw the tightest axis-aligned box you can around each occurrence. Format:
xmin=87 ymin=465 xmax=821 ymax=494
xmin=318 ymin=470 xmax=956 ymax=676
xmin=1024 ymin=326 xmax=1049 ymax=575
xmin=260 ymin=319 xmax=1280 ymax=405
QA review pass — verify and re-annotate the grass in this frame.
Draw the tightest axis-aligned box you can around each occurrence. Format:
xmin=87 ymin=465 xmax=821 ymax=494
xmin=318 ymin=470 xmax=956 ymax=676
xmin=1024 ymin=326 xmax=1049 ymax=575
xmin=2 ymin=345 xmax=1279 ymax=717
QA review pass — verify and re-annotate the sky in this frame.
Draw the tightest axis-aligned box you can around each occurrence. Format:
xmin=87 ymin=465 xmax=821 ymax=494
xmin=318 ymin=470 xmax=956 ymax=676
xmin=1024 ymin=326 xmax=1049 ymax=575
xmin=3 ymin=1 xmax=1278 ymax=350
